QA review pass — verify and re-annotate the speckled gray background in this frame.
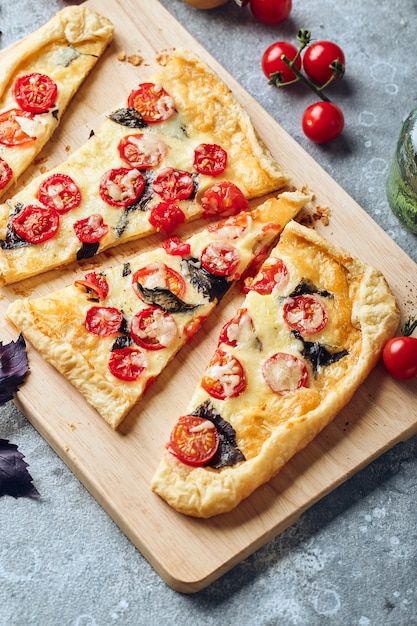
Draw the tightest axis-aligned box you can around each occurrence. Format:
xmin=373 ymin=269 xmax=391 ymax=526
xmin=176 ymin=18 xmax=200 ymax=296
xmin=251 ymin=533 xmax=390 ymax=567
xmin=0 ymin=1 xmax=416 ymax=625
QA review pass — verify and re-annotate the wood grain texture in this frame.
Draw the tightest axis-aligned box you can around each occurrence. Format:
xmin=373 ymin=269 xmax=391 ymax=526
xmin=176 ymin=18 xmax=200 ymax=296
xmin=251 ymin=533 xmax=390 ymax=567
xmin=1 ymin=0 xmax=416 ymax=592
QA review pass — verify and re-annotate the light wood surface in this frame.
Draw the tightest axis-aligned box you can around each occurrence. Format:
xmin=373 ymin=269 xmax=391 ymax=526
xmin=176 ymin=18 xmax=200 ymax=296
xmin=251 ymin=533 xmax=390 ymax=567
xmin=1 ymin=0 xmax=416 ymax=593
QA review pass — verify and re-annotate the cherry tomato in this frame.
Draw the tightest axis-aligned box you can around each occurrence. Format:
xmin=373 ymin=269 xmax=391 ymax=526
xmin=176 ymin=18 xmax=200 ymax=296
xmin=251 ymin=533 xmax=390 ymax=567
xmin=207 ymin=211 xmax=252 ymax=240
xmin=303 ymin=41 xmax=345 ymax=86
xmin=262 ymin=352 xmax=308 ymax=394
xmin=12 ymin=204 xmax=59 ymax=244
xmin=162 ymin=235 xmax=191 ymax=257
xmin=0 ymin=158 xmax=12 ymax=190
xmin=132 ymin=262 xmax=186 ymax=300
xmin=249 ymin=0 xmax=292 ymax=25
xmin=130 ymin=306 xmax=178 ymax=350
xmin=153 ymin=167 xmax=195 ymax=201
xmin=37 ymin=173 xmax=81 ymax=213
xmin=201 ymin=349 xmax=247 ymax=400
xmin=85 ymin=306 xmax=123 ymax=337
xmin=261 ymin=41 xmax=302 ymax=83
xmin=218 ymin=308 xmax=254 ymax=347
xmin=184 ymin=315 xmax=207 ymax=341
xmin=283 ymin=295 xmax=328 ymax=335
xmin=200 ymin=241 xmax=241 ymax=277
xmin=99 ymin=167 xmax=145 ymax=207
xmin=193 ymin=143 xmax=228 ymax=177
xmin=74 ymin=272 xmax=109 ymax=300
xmin=149 ymin=201 xmax=186 ymax=234
xmin=383 ymin=336 xmax=417 ymax=380
xmin=302 ymin=101 xmax=344 ymax=144
xmin=0 ymin=109 xmax=36 ymax=146
xmin=117 ymin=133 xmax=166 ymax=169
xmin=200 ymin=181 xmax=249 ymax=218
xmin=14 ymin=73 xmax=58 ymax=114
xmin=167 ymin=415 xmax=219 ymax=467
xmin=108 ymin=346 xmax=148 ymax=382
xmin=127 ymin=83 xmax=176 ymax=124
xmin=73 ymin=214 xmax=109 ymax=243
xmin=247 ymin=257 xmax=289 ymax=295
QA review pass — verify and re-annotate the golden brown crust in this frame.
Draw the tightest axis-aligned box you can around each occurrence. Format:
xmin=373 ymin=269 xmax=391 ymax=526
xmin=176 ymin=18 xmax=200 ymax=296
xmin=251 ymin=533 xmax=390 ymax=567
xmin=151 ymin=221 xmax=400 ymax=517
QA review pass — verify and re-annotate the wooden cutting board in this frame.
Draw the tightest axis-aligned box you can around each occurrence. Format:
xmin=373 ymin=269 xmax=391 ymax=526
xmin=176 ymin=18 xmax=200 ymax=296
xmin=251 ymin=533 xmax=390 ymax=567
xmin=1 ymin=0 xmax=416 ymax=593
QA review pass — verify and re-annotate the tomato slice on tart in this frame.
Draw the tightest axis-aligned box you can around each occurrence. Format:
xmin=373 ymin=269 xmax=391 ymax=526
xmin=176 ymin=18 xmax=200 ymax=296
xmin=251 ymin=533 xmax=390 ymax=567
xmin=207 ymin=211 xmax=252 ymax=240
xmin=0 ymin=108 xmax=36 ymax=146
xmin=218 ymin=308 xmax=254 ymax=348
xmin=12 ymin=204 xmax=59 ymax=244
xmin=262 ymin=352 xmax=308 ymax=395
xmin=152 ymin=167 xmax=195 ymax=201
xmin=167 ymin=415 xmax=219 ymax=467
xmin=74 ymin=272 xmax=109 ymax=300
xmin=37 ymin=173 xmax=81 ymax=213
xmin=0 ymin=158 xmax=13 ymax=190
xmin=130 ymin=306 xmax=178 ymax=351
xmin=14 ymin=73 xmax=57 ymax=114
xmin=247 ymin=257 xmax=289 ymax=295
xmin=200 ymin=241 xmax=240 ymax=277
xmin=127 ymin=82 xmax=176 ymax=124
xmin=201 ymin=349 xmax=247 ymax=400
xmin=200 ymin=181 xmax=249 ymax=218
xmin=85 ymin=306 xmax=123 ymax=337
xmin=99 ymin=167 xmax=145 ymax=207
xmin=283 ymin=295 xmax=328 ymax=335
xmin=193 ymin=143 xmax=227 ymax=176
xmin=148 ymin=201 xmax=186 ymax=234
xmin=108 ymin=347 xmax=148 ymax=382
xmin=118 ymin=133 xmax=167 ymax=169
xmin=132 ymin=262 xmax=186 ymax=300
xmin=73 ymin=214 xmax=109 ymax=243
xmin=162 ymin=235 xmax=191 ymax=257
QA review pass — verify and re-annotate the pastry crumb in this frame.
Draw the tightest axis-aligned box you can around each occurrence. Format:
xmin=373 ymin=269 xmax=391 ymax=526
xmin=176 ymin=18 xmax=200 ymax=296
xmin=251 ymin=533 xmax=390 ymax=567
xmin=67 ymin=422 xmax=76 ymax=430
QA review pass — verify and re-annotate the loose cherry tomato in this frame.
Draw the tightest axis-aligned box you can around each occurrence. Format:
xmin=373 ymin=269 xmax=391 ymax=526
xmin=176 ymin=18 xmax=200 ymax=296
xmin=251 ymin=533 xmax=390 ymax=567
xmin=302 ymin=101 xmax=344 ymax=144
xmin=162 ymin=235 xmax=191 ymax=257
xmin=0 ymin=158 xmax=12 ymax=190
xmin=303 ymin=41 xmax=345 ymax=86
xmin=201 ymin=349 xmax=247 ymax=400
xmin=262 ymin=352 xmax=308 ymax=394
xmin=149 ymin=201 xmax=186 ymax=234
xmin=74 ymin=272 xmax=109 ymax=300
xmin=37 ymin=173 xmax=81 ymax=213
xmin=85 ymin=306 xmax=123 ymax=337
xmin=249 ymin=0 xmax=292 ymax=25
xmin=247 ymin=257 xmax=289 ymax=295
xmin=73 ymin=214 xmax=109 ymax=243
xmin=261 ymin=41 xmax=302 ymax=83
xmin=108 ymin=346 xmax=148 ymax=382
xmin=283 ymin=295 xmax=328 ymax=335
xmin=117 ymin=133 xmax=167 ymax=169
xmin=193 ymin=143 xmax=228 ymax=177
xmin=153 ymin=167 xmax=195 ymax=201
xmin=132 ymin=262 xmax=186 ymax=300
xmin=167 ymin=415 xmax=219 ymax=467
xmin=130 ymin=306 xmax=178 ymax=350
xmin=99 ymin=167 xmax=145 ymax=207
xmin=201 ymin=181 xmax=249 ymax=218
xmin=218 ymin=308 xmax=254 ymax=347
xmin=200 ymin=241 xmax=241 ymax=277
xmin=0 ymin=109 xmax=36 ymax=146
xmin=383 ymin=336 xmax=417 ymax=380
xmin=14 ymin=73 xmax=58 ymax=114
xmin=12 ymin=204 xmax=59 ymax=244
xmin=127 ymin=83 xmax=176 ymax=124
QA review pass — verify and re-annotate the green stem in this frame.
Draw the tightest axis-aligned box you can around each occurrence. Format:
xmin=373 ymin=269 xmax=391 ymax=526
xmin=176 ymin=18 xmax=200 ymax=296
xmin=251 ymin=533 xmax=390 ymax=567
xmin=281 ymin=55 xmax=331 ymax=102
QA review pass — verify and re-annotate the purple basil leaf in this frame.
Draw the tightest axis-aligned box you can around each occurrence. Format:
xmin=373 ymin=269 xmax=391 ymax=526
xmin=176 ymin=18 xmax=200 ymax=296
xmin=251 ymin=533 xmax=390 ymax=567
xmin=0 ymin=439 xmax=40 ymax=499
xmin=0 ymin=333 xmax=29 ymax=405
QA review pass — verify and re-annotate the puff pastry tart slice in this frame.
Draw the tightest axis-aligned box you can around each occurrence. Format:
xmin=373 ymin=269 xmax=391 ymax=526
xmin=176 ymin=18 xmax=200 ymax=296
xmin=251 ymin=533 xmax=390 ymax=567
xmin=0 ymin=6 xmax=114 ymax=198
xmin=151 ymin=220 xmax=400 ymax=518
xmin=6 ymin=191 xmax=307 ymax=429
xmin=0 ymin=49 xmax=290 ymax=285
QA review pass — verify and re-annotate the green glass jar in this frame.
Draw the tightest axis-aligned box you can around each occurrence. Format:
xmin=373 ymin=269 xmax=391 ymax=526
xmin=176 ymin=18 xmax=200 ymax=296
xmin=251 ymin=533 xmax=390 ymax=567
xmin=386 ymin=107 xmax=417 ymax=234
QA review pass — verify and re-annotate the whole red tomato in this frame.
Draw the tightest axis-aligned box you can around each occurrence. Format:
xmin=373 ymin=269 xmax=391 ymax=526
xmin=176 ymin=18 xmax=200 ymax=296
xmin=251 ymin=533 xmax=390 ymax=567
xmin=249 ymin=0 xmax=292 ymax=25
xmin=383 ymin=336 xmax=417 ymax=380
xmin=262 ymin=41 xmax=302 ymax=83
xmin=302 ymin=101 xmax=344 ymax=143
xmin=303 ymin=41 xmax=346 ymax=85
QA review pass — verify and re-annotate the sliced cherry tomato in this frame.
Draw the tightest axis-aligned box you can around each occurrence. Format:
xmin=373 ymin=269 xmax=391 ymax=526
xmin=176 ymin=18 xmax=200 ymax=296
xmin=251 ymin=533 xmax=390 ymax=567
xmin=303 ymin=41 xmax=345 ymax=86
xmin=162 ymin=235 xmax=191 ymax=256
xmin=85 ymin=306 xmax=123 ymax=337
xmin=249 ymin=0 xmax=292 ymax=25
xmin=149 ymin=201 xmax=186 ymax=234
xmin=201 ymin=349 xmax=247 ymax=400
xmin=14 ymin=73 xmax=57 ymax=114
xmin=383 ymin=336 xmax=417 ymax=380
xmin=167 ymin=415 xmax=219 ymax=467
xmin=302 ymin=101 xmax=344 ymax=144
xmin=0 ymin=158 xmax=12 ymax=190
xmin=108 ymin=346 xmax=148 ymax=382
xmin=37 ymin=173 xmax=81 ymax=214
xmin=193 ymin=143 xmax=227 ymax=177
xmin=12 ymin=204 xmax=59 ymax=244
xmin=261 ymin=41 xmax=302 ymax=83
xmin=283 ymin=295 xmax=328 ymax=335
xmin=201 ymin=181 xmax=249 ymax=218
xmin=73 ymin=214 xmax=109 ymax=243
xmin=127 ymin=82 xmax=176 ymax=124
xmin=132 ymin=262 xmax=186 ymax=300
xmin=130 ymin=306 xmax=178 ymax=350
xmin=247 ymin=257 xmax=289 ymax=294
xmin=207 ymin=211 xmax=252 ymax=240
xmin=153 ymin=167 xmax=194 ymax=201
xmin=0 ymin=108 xmax=36 ymax=146
xmin=200 ymin=241 xmax=241 ymax=277
xmin=118 ymin=133 xmax=167 ymax=169
xmin=99 ymin=167 xmax=145 ymax=207
xmin=74 ymin=272 xmax=109 ymax=300
xmin=262 ymin=352 xmax=308 ymax=394
xmin=218 ymin=308 xmax=254 ymax=347
xmin=184 ymin=315 xmax=207 ymax=341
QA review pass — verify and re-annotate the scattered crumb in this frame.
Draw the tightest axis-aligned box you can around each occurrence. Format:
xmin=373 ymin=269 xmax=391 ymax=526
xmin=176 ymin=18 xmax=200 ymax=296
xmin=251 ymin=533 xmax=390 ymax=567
xmin=34 ymin=156 xmax=48 ymax=166
xmin=65 ymin=145 xmax=71 ymax=153
xmin=64 ymin=444 xmax=70 ymax=452
xmin=117 ymin=50 xmax=127 ymax=62
xmin=156 ymin=48 xmax=174 ymax=66
xmin=67 ymin=422 xmax=76 ymax=431
xmin=127 ymin=54 xmax=144 ymax=67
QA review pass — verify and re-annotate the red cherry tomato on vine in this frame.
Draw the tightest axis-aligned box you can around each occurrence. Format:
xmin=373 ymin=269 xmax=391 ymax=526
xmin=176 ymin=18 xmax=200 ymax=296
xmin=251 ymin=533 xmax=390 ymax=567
xmin=383 ymin=336 xmax=417 ymax=380
xmin=261 ymin=41 xmax=302 ymax=83
xmin=249 ymin=0 xmax=292 ymax=25
xmin=302 ymin=101 xmax=344 ymax=144
xmin=303 ymin=41 xmax=345 ymax=86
